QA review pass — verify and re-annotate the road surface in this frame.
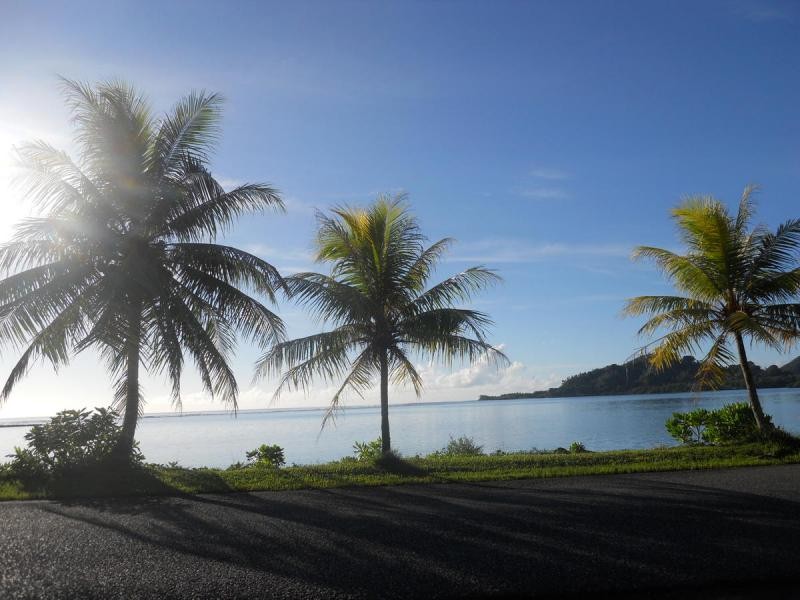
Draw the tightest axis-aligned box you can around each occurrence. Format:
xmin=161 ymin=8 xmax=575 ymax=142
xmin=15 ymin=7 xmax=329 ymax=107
xmin=1 ymin=465 xmax=799 ymax=598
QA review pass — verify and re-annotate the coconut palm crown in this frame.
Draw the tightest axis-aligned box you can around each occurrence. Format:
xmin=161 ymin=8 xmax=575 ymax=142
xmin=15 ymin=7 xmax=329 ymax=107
xmin=624 ymin=186 xmax=800 ymax=431
xmin=256 ymin=196 xmax=507 ymax=454
xmin=0 ymin=79 xmax=286 ymax=452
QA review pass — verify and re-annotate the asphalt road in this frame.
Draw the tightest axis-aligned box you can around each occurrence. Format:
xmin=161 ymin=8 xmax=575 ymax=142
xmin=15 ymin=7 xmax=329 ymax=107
xmin=1 ymin=465 xmax=800 ymax=599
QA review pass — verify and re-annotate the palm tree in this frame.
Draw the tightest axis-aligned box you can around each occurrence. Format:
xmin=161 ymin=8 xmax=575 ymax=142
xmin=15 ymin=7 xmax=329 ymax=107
xmin=256 ymin=196 xmax=507 ymax=454
xmin=624 ymin=186 xmax=800 ymax=431
xmin=0 ymin=79 xmax=286 ymax=454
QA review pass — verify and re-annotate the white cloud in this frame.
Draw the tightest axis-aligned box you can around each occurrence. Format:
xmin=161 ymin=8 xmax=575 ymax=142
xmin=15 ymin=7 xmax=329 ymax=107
xmin=415 ymin=351 xmax=561 ymax=397
xmin=732 ymin=0 xmax=793 ymax=22
xmin=320 ymin=187 xmax=408 ymax=204
xmin=242 ymin=243 xmax=316 ymax=275
xmin=518 ymin=187 xmax=569 ymax=200
xmin=243 ymin=243 xmax=314 ymax=263
xmin=228 ymin=345 xmax=562 ymax=412
xmin=448 ymin=239 xmax=632 ymax=263
xmin=530 ymin=167 xmax=569 ymax=180
xmin=283 ymin=196 xmax=317 ymax=216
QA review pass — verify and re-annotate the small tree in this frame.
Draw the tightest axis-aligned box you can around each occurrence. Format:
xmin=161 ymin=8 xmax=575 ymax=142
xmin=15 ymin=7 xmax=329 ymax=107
xmin=245 ymin=444 xmax=286 ymax=468
xmin=8 ymin=407 xmax=143 ymax=482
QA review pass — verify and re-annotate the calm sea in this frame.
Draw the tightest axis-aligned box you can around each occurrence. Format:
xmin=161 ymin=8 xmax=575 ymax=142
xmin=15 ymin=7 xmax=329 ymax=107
xmin=2 ymin=388 xmax=800 ymax=468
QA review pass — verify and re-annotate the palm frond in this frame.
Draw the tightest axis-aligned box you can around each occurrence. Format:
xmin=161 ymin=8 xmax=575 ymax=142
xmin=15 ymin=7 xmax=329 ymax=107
xmin=284 ymin=272 xmax=371 ymax=324
xmin=401 ymin=307 xmax=495 ymax=344
xmin=632 ymin=246 xmax=721 ymax=299
xmin=151 ymin=90 xmax=223 ymax=177
xmin=320 ymin=348 xmax=375 ymax=428
xmin=255 ymin=328 xmax=363 ymax=396
xmin=13 ymin=141 xmax=102 ymax=214
xmin=389 ymin=347 xmax=424 ymax=397
xmin=407 ymin=267 xmax=501 ymax=314
xmin=168 ymin=243 xmax=286 ymax=301
xmin=163 ymin=179 xmax=284 ymax=241
xmin=174 ymin=265 xmax=285 ymax=346
xmin=0 ymin=289 xmax=90 ymax=400
xmin=402 ymin=238 xmax=453 ymax=293
xmin=695 ymin=335 xmax=735 ymax=390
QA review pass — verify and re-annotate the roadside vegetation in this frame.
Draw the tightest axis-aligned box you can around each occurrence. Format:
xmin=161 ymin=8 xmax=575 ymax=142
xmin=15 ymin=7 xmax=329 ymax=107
xmin=1 ymin=441 xmax=798 ymax=502
xmin=1 ymin=407 xmax=798 ymax=502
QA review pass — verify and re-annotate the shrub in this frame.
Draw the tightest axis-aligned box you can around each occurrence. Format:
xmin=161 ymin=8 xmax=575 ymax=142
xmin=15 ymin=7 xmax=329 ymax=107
xmin=437 ymin=435 xmax=484 ymax=456
xmin=665 ymin=408 xmax=711 ymax=445
xmin=7 ymin=407 xmax=143 ymax=483
xmin=704 ymin=402 xmax=771 ymax=444
xmin=245 ymin=444 xmax=286 ymax=468
xmin=6 ymin=447 xmax=46 ymax=483
xmin=569 ymin=441 xmax=588 ymax=453
xmin=353 ymin=438 xmax=383 ymax=461
xmin=666 ymin=403 xmax=770 ymax=446
xmin=373 ymin=450 xmax=407 ymax=469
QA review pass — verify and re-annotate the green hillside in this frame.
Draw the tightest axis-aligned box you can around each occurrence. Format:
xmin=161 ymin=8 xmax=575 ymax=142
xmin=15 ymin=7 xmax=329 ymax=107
xmin=479 ymin=355 xmax=800 ymax=400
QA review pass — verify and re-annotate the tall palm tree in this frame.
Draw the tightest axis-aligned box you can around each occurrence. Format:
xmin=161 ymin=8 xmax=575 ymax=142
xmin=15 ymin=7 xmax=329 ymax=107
xmin=256 ymin=196 xmax=507 ymax=454
xmin=624 ymin=186 xmax=800 ymax=431
xmin=0 ymin=79 xmax=286 ymax=453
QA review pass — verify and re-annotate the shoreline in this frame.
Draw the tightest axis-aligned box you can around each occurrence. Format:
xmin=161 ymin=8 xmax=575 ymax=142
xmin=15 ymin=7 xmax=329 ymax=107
xmin=5 ymin=387 xmax=799 ymax=427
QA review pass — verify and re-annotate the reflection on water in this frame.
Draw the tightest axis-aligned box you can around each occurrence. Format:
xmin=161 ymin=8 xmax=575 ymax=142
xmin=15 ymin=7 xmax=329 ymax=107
xmin=1 ymin=388 xmax=799 ymax=468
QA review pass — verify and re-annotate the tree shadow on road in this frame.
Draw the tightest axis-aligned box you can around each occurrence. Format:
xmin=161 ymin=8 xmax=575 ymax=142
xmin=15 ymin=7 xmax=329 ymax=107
xmin=30 ymin=469 xmax=800 ymax=598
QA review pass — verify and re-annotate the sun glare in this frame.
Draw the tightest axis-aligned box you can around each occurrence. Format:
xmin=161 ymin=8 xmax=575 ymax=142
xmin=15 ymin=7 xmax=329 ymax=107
xmin=0 ymin=128 xmax=36 ymax=241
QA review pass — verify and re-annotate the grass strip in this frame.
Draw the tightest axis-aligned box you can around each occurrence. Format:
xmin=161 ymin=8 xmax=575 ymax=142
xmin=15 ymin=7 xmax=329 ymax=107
xmin=2 ymin=443 xmax=798 ymax=501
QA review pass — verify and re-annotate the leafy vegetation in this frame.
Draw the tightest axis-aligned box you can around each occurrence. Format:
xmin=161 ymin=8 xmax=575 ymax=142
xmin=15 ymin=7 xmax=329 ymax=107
xmin=624 ymin=187 xmax=800 ymax=432
xmin=245 ymin=444 xmax=286 ymax=468
xmin=666 ymin=402 xmax=774 ymax=445
xmin=352 ymin=438 xmax=384 ymax=461
xmin=665 ymin=408 xmax=711 ymax=445
xmin=6 ymin=407 xmax=143 ymax=484
xmin=432 ymin=435 xmax=484 ymax=456
xmin=1 ymin=442 xmax=798 ymax=501
xmin=569 ymin=441 xmax=588 ymax=453
xmin=256 ymin=197 xmax=506 ymax=454
xmin=0 ymin=80 xmax=286 ymax=454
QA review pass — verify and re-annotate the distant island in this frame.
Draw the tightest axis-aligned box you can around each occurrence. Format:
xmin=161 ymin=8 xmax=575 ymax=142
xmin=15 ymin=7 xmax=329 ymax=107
xmin=479 ymin=355 xmax=800 ymax=400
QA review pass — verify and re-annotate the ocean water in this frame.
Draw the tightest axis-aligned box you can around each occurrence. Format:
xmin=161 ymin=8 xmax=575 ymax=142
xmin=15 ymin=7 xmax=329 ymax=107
xmin=1 ymin=388 xmax=799 ymax=468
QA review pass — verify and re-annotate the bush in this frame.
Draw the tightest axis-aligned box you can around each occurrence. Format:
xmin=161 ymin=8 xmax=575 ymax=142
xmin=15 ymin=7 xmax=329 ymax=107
xmin=353 ymin=438 xmax=383 ymax=461
xmin=435 ymin=435 xmax=484 ymax=457
xmin=666 ymin=408 xmax=711 ymax=445
xmin=666 ymin=403 xmax=770 ymax=446
xmin=569 ymin=441 xmax=588 ymax=453
xmin=704 ymin=403 xmax=771 ymax=444
xmin=245 ymin=444 xmax=286 ymax=468
xmin=7 ymin=407 xmax=143 ymax=483
xmin=373 ymin=450 xmax=408 ymax=470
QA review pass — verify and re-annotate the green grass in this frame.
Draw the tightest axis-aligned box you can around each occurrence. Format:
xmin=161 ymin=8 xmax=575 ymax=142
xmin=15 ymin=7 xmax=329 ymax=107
xmin=2 ymin=442 xmax=799 ymax=501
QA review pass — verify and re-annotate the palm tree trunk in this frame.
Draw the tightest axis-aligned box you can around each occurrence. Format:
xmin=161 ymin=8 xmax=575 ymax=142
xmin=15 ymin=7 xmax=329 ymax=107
xmin=733 ymin=332 xmax=770 ymax=432
xmin=379 ymin=348 xmax=391 ymax=455
xmin=118 ymin=299 xmax=142 ymax=455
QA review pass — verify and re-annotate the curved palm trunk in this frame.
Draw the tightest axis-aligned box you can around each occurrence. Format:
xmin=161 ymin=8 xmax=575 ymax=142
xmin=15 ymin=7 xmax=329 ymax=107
xmin=118 ymin=299 xmax=142 ymax=456
xmin=379 ymin=349 xmax=391 ymax=454
xmin=733 ymin=332 xmax=771 ymax=432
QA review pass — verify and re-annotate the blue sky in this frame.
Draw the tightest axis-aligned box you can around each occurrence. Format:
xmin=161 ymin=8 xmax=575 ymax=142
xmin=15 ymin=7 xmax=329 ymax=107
xmin=0 ymin=0 xmax=799 ymax=417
